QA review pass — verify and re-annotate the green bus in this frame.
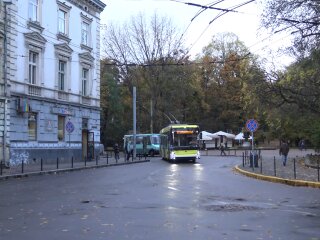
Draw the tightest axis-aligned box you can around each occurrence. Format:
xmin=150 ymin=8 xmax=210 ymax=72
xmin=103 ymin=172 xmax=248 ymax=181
xmin=160 ymin=124 xmax=200 ymax=163
xmin=123 ymin=134 xmax=161 ymax=157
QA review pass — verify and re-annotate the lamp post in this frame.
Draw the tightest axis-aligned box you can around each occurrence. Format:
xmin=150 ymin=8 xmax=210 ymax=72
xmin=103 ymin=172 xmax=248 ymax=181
xmin=2 ymin=0 xmax=12 ymax=165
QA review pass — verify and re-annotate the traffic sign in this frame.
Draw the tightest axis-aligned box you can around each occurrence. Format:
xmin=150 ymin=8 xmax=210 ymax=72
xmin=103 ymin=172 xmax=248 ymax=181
xmin=66 ymin=121 xmax=75 ymax=133
xmin=245 ymin=119 xmax=259 ymax=132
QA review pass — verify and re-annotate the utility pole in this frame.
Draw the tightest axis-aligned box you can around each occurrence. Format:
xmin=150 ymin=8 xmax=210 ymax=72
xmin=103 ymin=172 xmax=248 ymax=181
xmin=133 ymin=86 xmax=136 ymax=160
xmin=150 ymin=98 xmax=153 ymax=133
xmin=2 ymin=0 xmax=12 ymax=165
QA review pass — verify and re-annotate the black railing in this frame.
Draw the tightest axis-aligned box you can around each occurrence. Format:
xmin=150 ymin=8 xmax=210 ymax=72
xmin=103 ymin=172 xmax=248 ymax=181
xmin=0 ymin=152 xmax=149 ymax=178
xmin=242 ymin=153 xmax=320 ymax=182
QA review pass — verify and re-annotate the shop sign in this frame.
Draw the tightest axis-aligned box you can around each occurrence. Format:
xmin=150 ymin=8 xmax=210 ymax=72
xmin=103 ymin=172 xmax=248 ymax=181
xmin=51 ymin=107 xmax=74 ymax=116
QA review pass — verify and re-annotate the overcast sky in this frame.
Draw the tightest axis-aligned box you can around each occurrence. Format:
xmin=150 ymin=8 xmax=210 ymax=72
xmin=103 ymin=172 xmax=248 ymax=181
xmin=100 ymin=0 xmax=294 ymax=68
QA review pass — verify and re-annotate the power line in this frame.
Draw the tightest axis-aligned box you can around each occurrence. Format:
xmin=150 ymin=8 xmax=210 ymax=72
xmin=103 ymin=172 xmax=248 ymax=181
xmin=172 ymin=0 xmax=256 ymax=60
xmin=191 ymin=0 xmax=226 ymax=22
xmin=170 ymin=0 xmax=239 ymax=13
xmin=192 ymin=0 xmax=255 ymax=50
xmin=103 ymin=52 xmax=251 ymax=67
xmin=177 ymin=0 xmax=227 ymax=45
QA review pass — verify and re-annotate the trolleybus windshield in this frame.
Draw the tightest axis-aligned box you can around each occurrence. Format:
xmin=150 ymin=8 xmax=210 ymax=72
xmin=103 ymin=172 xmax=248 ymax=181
xmin=172 ymin=128 xmax=198 ymax=148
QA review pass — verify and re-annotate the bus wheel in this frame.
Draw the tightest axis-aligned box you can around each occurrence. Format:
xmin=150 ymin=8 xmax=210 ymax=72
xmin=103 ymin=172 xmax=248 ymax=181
xmin=149 ymin=150 xmax=155 ymax=157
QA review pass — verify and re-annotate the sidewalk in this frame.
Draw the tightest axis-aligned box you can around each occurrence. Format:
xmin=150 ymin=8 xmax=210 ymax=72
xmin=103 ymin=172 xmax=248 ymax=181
xmin=0 ymin=153 xmax=149 ymax=180
xmin=235 ymin=148 xmax=320 ymax=188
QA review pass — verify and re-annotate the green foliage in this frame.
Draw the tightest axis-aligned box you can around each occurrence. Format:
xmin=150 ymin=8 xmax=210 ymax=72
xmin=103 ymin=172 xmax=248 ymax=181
xmin=310 ymin=121 xmax=320 ymax=149
xmin=196 ymin=33 xmax=260 ymax=133
xmin=100 ymin=12 xmax=320 ymax=149
xmin=100 ymin=60 xmax=131 ymax=147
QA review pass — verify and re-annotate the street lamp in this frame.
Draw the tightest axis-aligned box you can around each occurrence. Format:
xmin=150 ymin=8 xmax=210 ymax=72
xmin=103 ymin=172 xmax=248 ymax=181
xmin=2 ymin=0 xmax=12 ymax=165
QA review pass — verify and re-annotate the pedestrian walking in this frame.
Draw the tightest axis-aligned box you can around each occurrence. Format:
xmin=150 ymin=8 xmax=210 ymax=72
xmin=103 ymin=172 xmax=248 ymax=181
xmin=113 ymin=143 xmax=120 ymax=161
xmin=279 ymin=140 xmax=290 ymax=166
xmin=220 ymin=143 xmax=226 ymax=156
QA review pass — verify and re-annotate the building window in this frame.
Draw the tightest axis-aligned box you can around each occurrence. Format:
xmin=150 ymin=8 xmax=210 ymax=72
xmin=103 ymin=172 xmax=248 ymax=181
xmin=29 ymin=51 xmax=38 ymax=85
xmin=58 ymin=9 xmax=67 ymax=34
xmin=28 ymin=113 xmax=37 ymax=141
xmin=82 ymin=118 xmax=88 ymax=129
xmin=82 ymin=68 xmax=89 ymax=96
xmin=58 ymin=115 xmax=65 ymax=141
xmin=81 ymin=22 xmax=89 ymax=46
xmin=57 ymin=2 xmax=71 ymax=37
xmin=28 ymin=0 xmax=38 ymax=21
xmin=58 ymin=60 xmax=66 ymax=91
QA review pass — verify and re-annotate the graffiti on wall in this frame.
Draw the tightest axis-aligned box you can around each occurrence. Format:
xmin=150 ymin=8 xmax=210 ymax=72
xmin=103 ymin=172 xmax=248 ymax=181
xmin=10 ymin=151 xmax=30 ymax=166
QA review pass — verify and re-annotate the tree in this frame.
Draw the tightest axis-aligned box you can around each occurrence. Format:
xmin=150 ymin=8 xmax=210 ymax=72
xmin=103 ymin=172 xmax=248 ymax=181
xmin=100 ymin=59 xmax=131 ymax=147
xmin=196 ymin=32 xmax=258 ymax=133
xmin=258 ymin=50 xmax=320 ymax=115
xmin=243 ymin=47 xmax=320 ymax=147
xmin=102 ymin=12 xmax=205 ymax=133
xmin=261 ymin=0 xmax=320 ymax=56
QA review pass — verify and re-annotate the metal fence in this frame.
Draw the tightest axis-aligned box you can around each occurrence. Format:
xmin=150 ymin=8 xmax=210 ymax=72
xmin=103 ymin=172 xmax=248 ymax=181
xmin=242 ymin=151 xmax=320 ymax=182
xmin=0 ymin=152 xmax=149 ymax=177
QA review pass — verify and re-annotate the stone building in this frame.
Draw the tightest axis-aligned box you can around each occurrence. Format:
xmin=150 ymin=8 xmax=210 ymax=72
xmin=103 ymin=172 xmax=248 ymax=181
xmin=0 ymin=0 xmax=106 ymax=165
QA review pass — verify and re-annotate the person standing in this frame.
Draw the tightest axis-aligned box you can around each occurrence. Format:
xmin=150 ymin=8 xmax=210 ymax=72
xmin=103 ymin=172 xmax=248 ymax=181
xmin=126 ymin=141 xmax=133 ymax=161
xmin=113 ymin=143 xmax=120 ymax=161
xmin=279 ymin=140 xmax=290 ymax=166
xmin=299 ymin=139 xmax=305 ymax=151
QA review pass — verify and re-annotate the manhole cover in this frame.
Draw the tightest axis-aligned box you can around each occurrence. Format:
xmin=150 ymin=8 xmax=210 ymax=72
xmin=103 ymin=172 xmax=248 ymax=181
xmin=204 ymin=204 xmax=261 ymax=212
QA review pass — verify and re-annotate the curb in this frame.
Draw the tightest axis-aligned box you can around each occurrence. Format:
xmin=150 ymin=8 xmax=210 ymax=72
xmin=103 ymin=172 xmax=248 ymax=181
xmin=234 ymin=165 xmax=320 ymax=189
xmin=0 ymin=160 xmax=150 ymax=181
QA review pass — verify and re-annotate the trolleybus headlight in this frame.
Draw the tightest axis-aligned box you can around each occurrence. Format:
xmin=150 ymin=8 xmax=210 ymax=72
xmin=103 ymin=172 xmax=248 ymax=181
xmin=170 ymin=152 xmax=176 ymax=160
xmin=196 ymin=150 xmax=201 ymax=159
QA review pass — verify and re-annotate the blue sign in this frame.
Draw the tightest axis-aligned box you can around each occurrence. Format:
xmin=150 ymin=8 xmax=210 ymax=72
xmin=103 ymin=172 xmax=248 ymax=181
xmin=246 ymin=119 xmax=259 ymax=132
xmin=66 ymin=121 xmax=75 ymax=133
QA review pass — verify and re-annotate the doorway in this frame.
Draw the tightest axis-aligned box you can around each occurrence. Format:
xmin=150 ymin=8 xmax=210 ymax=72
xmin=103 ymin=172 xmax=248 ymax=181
xmin=82 ymin=130 xmax=88 ymax=160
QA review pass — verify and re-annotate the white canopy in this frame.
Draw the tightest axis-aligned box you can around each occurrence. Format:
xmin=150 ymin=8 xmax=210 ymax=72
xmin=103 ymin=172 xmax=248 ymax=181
xmin=235 ymin=132 xmax=252 ymax=140
xmin=213 ymin=131 xmax=236 ymax=139
xmin=199 ymin=131 xmax=219 ymax=140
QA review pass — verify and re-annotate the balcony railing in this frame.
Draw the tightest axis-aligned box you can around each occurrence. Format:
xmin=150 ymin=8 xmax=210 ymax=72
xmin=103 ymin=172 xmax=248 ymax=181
xmin=82 ymin=96 xmax=91 ymax=105
xmin=28 ymin=85 xmax=41 ymax=96
xmin=58 ymin=91 xmax=69 ymax=101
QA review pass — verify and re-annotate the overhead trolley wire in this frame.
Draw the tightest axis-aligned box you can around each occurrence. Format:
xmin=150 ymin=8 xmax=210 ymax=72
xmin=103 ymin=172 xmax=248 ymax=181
xmin=170 ymin=0 xmax=238 ymax=13
xmin=170 ymin=0 xmax=256 ymax=61
xmin=103 ymin=52 xmax=251 ymax=67
xmin=175 ymin=0 xmax=227 ymax=45
xmin=189 ymin=0 xmax=256 ymax=53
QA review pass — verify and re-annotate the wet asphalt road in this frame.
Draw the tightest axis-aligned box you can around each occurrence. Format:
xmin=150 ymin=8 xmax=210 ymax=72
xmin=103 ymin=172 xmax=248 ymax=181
xmin=0 ymin=155 xmax=319 ymax=240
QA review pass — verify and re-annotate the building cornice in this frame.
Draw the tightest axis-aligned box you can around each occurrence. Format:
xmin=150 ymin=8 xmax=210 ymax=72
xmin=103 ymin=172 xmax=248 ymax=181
xmin=66 ymin=0 xmax=106 ymax=13
xmin=11 ymin=92 xmax=100 ymax=111
xmin=54 ymin=43 xmax=73 ymax=57
xmin=24 ymin=31 xmax=47 ymax=48
xmin=79 ymin=52 xmax=95 ymax=67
